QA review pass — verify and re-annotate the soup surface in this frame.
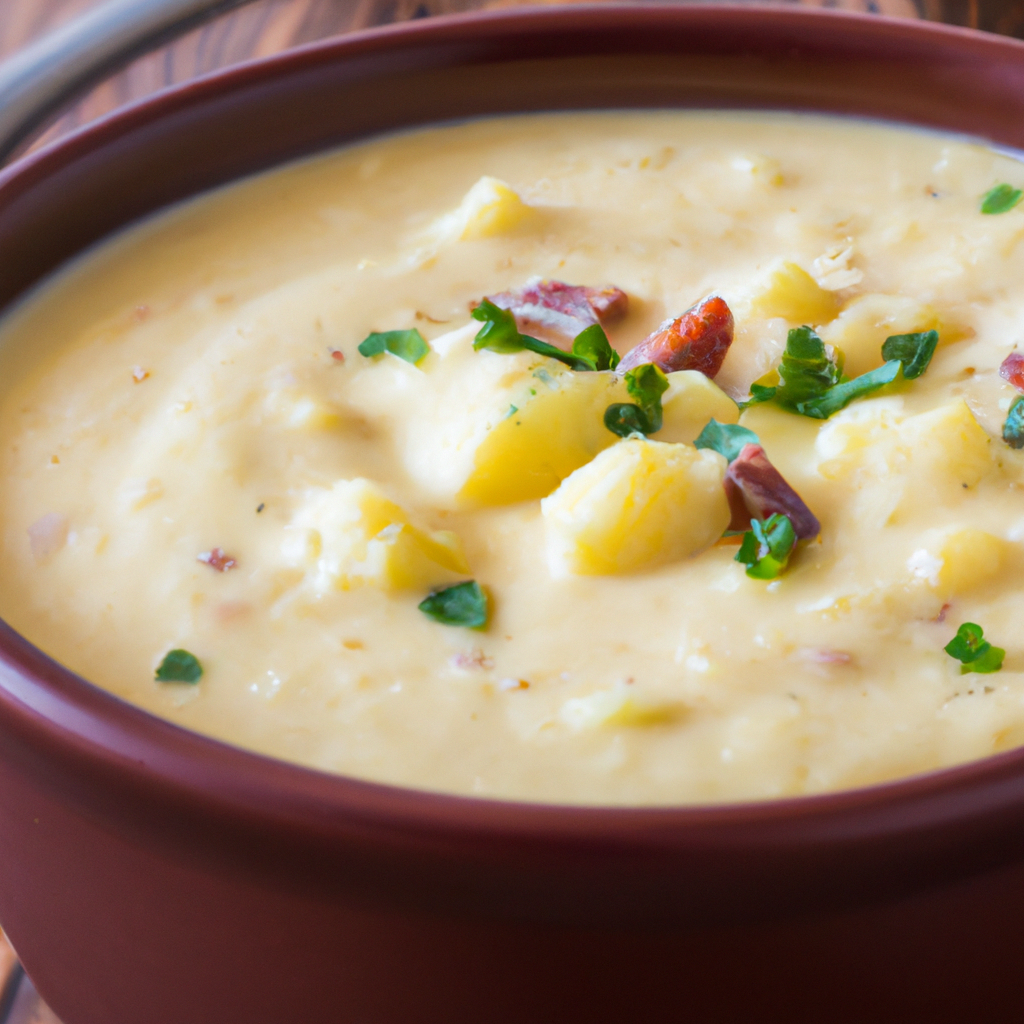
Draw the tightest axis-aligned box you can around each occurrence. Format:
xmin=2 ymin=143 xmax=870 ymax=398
xmin=1 ymin=111 xmax=1023 ymax=805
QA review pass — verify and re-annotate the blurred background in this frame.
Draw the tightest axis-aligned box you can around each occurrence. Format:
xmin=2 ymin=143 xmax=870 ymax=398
xmin=0 ymin=0 xmax=1023 ymax=1020
xmin=2 ymin=1 xmax=1024 ymax=154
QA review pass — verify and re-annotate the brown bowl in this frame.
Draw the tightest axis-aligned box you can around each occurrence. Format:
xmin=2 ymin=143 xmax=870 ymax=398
xmin=2 ymin=6 xmax=1024 ymax=1022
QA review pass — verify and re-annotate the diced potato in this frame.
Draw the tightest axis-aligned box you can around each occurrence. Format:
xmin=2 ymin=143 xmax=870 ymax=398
xmin=897 ymin=399 xmax=993 ymax=496
xmin=934 ymin=529 xmax=1013 ymax=597
xmin=559 ymin=681 xmax=680 ymax=731
xmin=750 ymin=262 xmax=841 ymax=325
xmin=730 ymin=154 xmax=784 ymax=187
xmin=815 ymin=398 xmax=994 ymax=525
xmin=814 ymin=398 xmax=906 ymax=481
xmin=369 ymin=323 xmax=631 ymax=508
xmin=282 ymin=478 xmax=468 ymax=593
xmin=446 ymin=176 xmax=533 ymax=241
xmin=266 ymin=390 xmax=342 ymax=431
xmin=541 ymin=438 xmax=730 ymax=577
xmin=461 ymin=368 xmax=629 ymax=505
xmin=656 ymin=370 xmax=739 ymax=444
xmin=818 ymin=293 xmax=942 ymax=378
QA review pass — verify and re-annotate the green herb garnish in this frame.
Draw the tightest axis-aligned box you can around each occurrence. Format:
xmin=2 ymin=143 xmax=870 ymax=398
xmin=571 ymin=323 xmax=620 ymax=371
xmin=604 ymin=363 xmax=669 ymax=437
xmin=694 ymin=419 xmax=760 ymax=463
xmin=743 ymin=325 xmax=937 ymax=419
xmin=418 ymin=580 xmax=489 ymax=629
xmin=741 ymin=382 xmax=779 ymax=410
xmin=735 ymin=514 xmax=796 ymax=580
xmin=358 ymin=328 xmax=430 ymax=365
xmin=981 ymin=184 xmax=1023 ymax=215
xmin=471 ymin=299 xmax=595 ymax=371
xmin=1004 ymin=395 xmax=1024 ymax=449
xmin=794 ymin=360 xmax=901 ymax=419
xmin=880 ymin=330 xmax=939 ymax=380
xmin=155 ymin=648 xmax=203 ymax=684
xmin=944 ymin=622 xmax=1005 ymax=674
xmin=777 ymin=325 xmax=845 ymax=407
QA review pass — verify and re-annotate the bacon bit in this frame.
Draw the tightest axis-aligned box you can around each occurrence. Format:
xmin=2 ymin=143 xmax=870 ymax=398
xmin=329 ymin=348 xmax=345 ymax=363
xmin=131 ymin=366 xmax=150 ymax=383
xmin=28 ymin=512 xmax=68 ymax=563
xmin=618 ymin=295 xmax=733 ymax=378
xmin=934 ymin=602 xmax=952 ymax=624
xmin=498 ymin=677 xmax=530 ymax=691
xmin=725 ymin=444 xmax=820 ymax=541
xmin=197 ymin=548 xmax=237 ymax=572
xmin=487 ymin=278 xmax=628 ymax=342
xmin=451 ymin=649 xmax=495 ymax=671
xmin=797 ymin=647 xmax=853 ymax=666
xmin=999 ymin=351 xmax=1024 ymax=392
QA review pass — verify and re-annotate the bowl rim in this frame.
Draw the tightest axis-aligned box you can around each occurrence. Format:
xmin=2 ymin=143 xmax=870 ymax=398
xmin=2 ymin=1 xmax=1024 ymax=863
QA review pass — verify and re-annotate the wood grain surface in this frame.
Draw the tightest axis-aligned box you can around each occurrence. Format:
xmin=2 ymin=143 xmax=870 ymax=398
xmin=1 ymin=0 xmax=1023 ymax=154
xmin=0 ymin=0 xmax=1023 ymax=1020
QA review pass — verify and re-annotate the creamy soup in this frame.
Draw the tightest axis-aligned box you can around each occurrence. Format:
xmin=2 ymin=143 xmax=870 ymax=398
xmin=1 ymin=111 xmax=1023 ymax=805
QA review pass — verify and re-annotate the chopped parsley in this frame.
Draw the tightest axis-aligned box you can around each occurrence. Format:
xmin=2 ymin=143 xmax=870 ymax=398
xmin=358 ymin=328 xmax=430 ymax=365
xmin=944 ymin=622 xmax=1005 ymax=674
xmin=604 ymin=363 xmax=669 ymax=437
xmin=742 ymin=325 xmax=937 ymax=419
xmin=571 ymin=323 xmax=620 ymax=371
xmin=155 ymin=648 xmax=203 ymax=684
xmin=694 ymin=419 xmax=760 ymax=463
xmin=880 ymin=330 xmax=939 ymax=380
xmin=981 ymin=183 xmax=1023 ymax=215
xmin=1004 ymin=396 xmax=1024 ymax=449
xmin=419 ymin=580 xmax=489 ymax=629
xmin=471 ymin=299 xmax=595 ymax=371
xmin=795 ymin=360 xmax=901 ymax=419
xmin=735 ymin=514 xmax=796 ymax=580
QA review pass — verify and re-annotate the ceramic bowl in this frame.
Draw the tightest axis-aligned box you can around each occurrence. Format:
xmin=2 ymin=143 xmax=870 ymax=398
xmin=2 ymin=7 xmax=1024 ymax=1022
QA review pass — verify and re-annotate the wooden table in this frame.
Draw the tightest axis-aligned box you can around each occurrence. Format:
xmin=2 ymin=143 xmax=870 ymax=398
xmin=2 ymin=0 xmax=1024 ymax=157
xmin=0 ymin=0 xmax=1023 ymax=1020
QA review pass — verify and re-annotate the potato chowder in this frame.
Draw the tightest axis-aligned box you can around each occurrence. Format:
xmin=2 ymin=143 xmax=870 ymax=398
xmin=0 ymin=111 xmax=1023 ymax=805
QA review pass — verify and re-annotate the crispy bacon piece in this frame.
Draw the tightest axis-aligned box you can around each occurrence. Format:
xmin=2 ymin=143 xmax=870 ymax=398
xmin=487 ymin=278 xmax=628 ymax=341
xmin=618 ymin=295 xmax=733 ymax=378
xmin=999 ymin=351 xmax=1024 ymax=392
xmin=198 ymin=548 xmax=237 ymax=572
xmin=725 ymin=444 xmax=820 ymax=541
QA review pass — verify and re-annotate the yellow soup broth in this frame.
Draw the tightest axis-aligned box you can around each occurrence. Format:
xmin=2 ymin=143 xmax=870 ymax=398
xmin=0 ymin=111 xmax=1023 ymax=804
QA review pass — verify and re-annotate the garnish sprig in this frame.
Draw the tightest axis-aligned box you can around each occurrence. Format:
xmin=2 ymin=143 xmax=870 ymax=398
xmin=358 ymin=328 xmax=430 ymax=365
xmin=471 ymin=299 xmax=619 ymax=372
xmin=419 ymin=580 xmax=489 ymax=629
xmin=155 ymin=648 xmax=203 ymax=684
xmin=981 ymin=183 xmax=1023 ymax=215
xmin=944 ymin=622 xmax=1005 ymax=674
xmin=734 ymin=514 xmax=796 ymax=580
xmin=742 ymin=325 xmax=938 ymax=419
xmin=604 ymin=363 xmax=669 ymax=438
xmin=1004 ymin=396 xmax=1024 ymax=449
xmin=694 ymin=419 xmax=760 ymax=463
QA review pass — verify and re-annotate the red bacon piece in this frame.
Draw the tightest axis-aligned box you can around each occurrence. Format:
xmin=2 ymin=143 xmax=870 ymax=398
xmin=725 ymin=444 xmax=820 ymax=541
xmin=487 ymin=278 xmax=628 ymax=341
xmin=198 ymin=548 xmax=237 ymax=572
xmin=618 ymin=295 xmax=733 ymax=378
xmin=999 ymin=351 xmax=1024 ymax=392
